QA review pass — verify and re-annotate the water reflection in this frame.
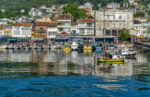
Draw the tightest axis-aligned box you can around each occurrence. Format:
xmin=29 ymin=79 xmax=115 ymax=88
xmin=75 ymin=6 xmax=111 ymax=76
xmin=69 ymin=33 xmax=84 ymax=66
xmin=0 ymin=49 xmax=149 ymax=76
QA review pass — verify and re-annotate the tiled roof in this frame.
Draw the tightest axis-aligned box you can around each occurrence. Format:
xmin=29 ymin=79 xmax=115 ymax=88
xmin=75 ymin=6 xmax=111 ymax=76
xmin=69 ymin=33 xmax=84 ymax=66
xmin=35 ymin=22 xmax=57 ymax=26
xmin=5 ymin=25 xmax=12 ymax=27
xmin=72 ymin=22 xmax=78 ymax=25
xmin=23 ymin=23 xmax=32 ymax=26
xmin=13 ymin=23 xmax=22 ymax=26
xmin=134 ymin=17 xmax=150 ymax=19
xmin=79 ymin=19 xmax=94 ymax=23
xmin=57 ymin=14 xmax=71 ymax=19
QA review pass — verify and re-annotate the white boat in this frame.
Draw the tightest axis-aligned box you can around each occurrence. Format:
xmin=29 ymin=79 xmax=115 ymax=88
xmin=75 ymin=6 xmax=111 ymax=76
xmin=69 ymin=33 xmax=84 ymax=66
xmin=121 ymin=48 xmax=136 ymax=56
xmin=71 ymin=42 xmax=78 ymax=50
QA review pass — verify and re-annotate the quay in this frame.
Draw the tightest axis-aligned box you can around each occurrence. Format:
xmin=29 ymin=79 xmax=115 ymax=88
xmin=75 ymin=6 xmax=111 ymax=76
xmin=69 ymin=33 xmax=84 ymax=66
xmin=134 ymin=42 xmax=150 ymax=52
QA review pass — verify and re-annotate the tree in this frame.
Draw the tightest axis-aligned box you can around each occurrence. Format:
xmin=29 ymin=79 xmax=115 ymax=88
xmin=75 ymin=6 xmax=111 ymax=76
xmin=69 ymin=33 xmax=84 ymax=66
xmin=62 ymin=4 xmax=87 ymax=22
xmin=120 ymin=28 xmax=131 ymax=41
xmin=134 ymin=12 xmax=145 ymax=17
xmin=147 ymin=26 xmax=150 ymax=37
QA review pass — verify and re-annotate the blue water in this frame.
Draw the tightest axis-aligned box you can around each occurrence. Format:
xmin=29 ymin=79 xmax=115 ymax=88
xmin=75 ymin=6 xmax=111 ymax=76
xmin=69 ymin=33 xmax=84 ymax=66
xmin=0 ymin=50 xmax=149 ymax=97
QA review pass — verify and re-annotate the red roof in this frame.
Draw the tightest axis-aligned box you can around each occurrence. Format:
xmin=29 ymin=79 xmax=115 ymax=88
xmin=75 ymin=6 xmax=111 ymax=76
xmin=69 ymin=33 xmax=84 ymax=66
xmin=79 ymin=19 xmax=94 ymax=23
xmin=72 ymin=22 xmax=78 ymax=25
xmin=35 ymin=22 xmax=57 ymax=26
xmin=13 ymin=23 xmax=22 ymax=26
xmin=57 ymin=14 xmax=71 ymax=19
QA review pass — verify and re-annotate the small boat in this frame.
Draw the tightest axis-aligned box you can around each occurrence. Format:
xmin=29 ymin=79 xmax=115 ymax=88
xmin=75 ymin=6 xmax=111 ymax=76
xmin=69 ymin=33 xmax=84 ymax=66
xmin=71 ymin=42 xmax=78 ymax=50
xmin=63 ymin=44 xmax=71 ymax=53
xmin=121 ymin=48 xmax=136 ymax=56
xmin=83 ymin=45 xmax=92 ymax=50
xmin=97 ymin=55 xmax=125 ymax=63
xmin=0 ymin=45 xmax=7 ymax=49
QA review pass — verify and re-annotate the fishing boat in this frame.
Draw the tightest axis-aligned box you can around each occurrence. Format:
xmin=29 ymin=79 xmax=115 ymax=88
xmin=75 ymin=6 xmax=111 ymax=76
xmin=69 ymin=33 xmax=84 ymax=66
xmin=121 ymin=48 xmax=136 ymax=56
xmin=83 ymin=44 xmax=92 ymax=50
xmin=95 ymin=44 xmax=102 ymax=52
xmin=97 ymin=55 xmax=125 ymax=63
xmin=63 ymin=44 xmax=71 ymax=53
xmin=71 ymin=42 xmax=78 ymax=51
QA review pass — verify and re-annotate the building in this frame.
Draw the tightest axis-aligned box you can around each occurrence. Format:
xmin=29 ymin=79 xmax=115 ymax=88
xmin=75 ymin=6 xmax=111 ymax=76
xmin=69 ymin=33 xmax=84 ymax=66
xmin=106 ymin=3 xmax=120 ymax=9
xmin=47 ymin=23 xmax=58 ymax=39
xmin=129 ymin=0 xmax=135 ymax=5
xmin=34 ymin=22 xmax=48 ymax=39
xmin=78 ymin=19 xmax=94 ymax=36
xmin=71 ymin=23 xmax=78 ymax=35
xmin=4 ymin=25 xmax=12 ymax=37
xmin=36 ymin=16 xmax=52 ymax=23
xmin=95 ymin=8 xmax=134 ymax=36
xmin=29 ymin=8 xmax=43 ymax=17
xmin=57 ymin=14 xmax=71 ymax=36
xmin=79 ymin=2 xmax=94 ymax=17
xmin=12 ymin=23 xmax=32 ymax=38
xmin=0 ymin=28 xmax=4 ymax=35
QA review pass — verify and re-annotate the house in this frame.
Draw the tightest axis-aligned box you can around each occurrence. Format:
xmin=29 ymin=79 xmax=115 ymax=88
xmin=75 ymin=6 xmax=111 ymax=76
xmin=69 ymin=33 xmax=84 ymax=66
xmin=129 ymin=0 xmax=135 ymax=5
xmin=79 ymin=2 xmax=94 ymax=17
xmin=71 ymin=23 xmax=78 ymax=35
xmin=29 ymin=8 xmax=43 ymax=17
xmin=4 ymin=25 xmax=12 ymax=37
xmin=12 ymin=23 xmax=32 ymax=38
xmin=95 ymin=8 xmax=134 ymax=36
xmin=0 ymin=28 xmax=4 ymax=35
xmin=106 ymin=3 xmax=120 ymax=9
xmin=34 ymin=22 xmax=48 ymax=39
xmin=0 ymin=18 xmax=9 ymax=25
xmin=78 ymin=19 xmax=94 ymax=36
xmin=57 ymin=14 xmax=71 ymax=36
xmin=36 ymin=16 xmax=52 ymax=23
xmin=47 ymin=23 xmax=58 ymax=39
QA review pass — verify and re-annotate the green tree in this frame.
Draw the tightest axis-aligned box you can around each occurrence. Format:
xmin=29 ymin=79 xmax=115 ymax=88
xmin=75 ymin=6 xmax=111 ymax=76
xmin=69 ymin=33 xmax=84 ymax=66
xmin=134 ymin=12 xmax=145 ymax=17
xmin=120 ymin=28 xmax=131 ymax=41
xmin=62 ymin=4 xmax=87 ymax=22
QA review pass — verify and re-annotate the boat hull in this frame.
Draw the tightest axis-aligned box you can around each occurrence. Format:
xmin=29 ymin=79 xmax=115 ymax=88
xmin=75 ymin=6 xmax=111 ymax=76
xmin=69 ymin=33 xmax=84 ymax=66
xmin=97 ymin=58 xmax=125 ymax=63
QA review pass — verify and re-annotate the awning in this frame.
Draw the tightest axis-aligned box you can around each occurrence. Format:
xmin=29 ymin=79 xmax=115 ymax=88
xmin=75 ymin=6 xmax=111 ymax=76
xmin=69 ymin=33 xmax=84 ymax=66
xmin=8 ymin=38 xmax=18 ymax=41
xmin=30 ymin=38 xmax=44 ymax=42
xmin=0 ymin=35 xmax=9 ymax=39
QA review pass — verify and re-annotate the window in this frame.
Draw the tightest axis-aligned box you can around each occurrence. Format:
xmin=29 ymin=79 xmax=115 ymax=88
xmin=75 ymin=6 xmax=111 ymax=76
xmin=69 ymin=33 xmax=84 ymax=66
xmin=119 ymin=16 xmax=122 ymax=19
xmin=87 ymin=23 xmax=92 ymax=27
xmin=87 ymin=28 xmax=93 ymax=33
xmin=79 ymin=28 xmax=84 ymax=34
xmin=48 ymin=32 xmax=56 ymax=35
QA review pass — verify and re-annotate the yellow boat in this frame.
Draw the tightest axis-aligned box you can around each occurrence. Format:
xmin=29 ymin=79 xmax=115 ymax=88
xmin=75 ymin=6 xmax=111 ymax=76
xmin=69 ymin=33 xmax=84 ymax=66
xmin=63 ymin=44 xmax=71 ymax=53
xmin=97 ymin=58 xmax=125 ymax=63
xmin=84 ymin=50 xmax=92 ymax=54
xmin=83 ymin=45 xmax=92 ymax=50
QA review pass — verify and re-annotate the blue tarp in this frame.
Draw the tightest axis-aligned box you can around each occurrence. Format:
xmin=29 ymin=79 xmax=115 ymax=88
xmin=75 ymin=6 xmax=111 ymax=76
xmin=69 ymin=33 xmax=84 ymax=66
xmin=0 ymin=35 xmax=9 ymax=39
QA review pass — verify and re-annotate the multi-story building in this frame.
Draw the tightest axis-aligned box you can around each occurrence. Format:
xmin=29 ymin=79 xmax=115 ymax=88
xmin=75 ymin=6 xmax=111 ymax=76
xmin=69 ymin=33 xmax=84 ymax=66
xmin=78 ymin=19 xmax=94 ymax=36
xmin=4 ymin=25 xmax=12 ymax=37
xmin=47 ymin=23 xmax=58 ymax=39
xmin=95 ymin=8 xmax=134 ymax=36
xmin=0 ymin=28 xmax=4 ymax=35
xmin=71 ymin=23 xmax=78 ymax=35
xmin=34 ymin=22 xmax=48 ymax=39
xmin=57 ymin=14 xmax=71 ymax=36
xmin=12 ymin=23 xmax=32 ymax=38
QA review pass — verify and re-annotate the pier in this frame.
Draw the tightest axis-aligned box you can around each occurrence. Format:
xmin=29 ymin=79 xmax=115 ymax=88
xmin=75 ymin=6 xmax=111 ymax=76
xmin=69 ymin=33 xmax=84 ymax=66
xmin=134 ymin=42 xmax=150 ymax=52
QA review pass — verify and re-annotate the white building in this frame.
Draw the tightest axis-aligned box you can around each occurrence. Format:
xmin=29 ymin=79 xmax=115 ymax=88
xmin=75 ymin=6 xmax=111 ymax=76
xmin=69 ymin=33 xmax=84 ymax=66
xmin=129 ymin=0 xmax=135 ymax=5
xmin=12 ymin=23 xmax=32 ymax=38
xmin=95 ymin=8 xmax=134 ymax=36
xmin=78 ymin=19 xmax=94 ymax=36
xmin=106 ymin=3 xmax=120 ymax=9
xmin=29 ymin=8 xmax=43 ymax=17
xmin=0 ymin=28 xmax=4 ymax=35
xmin=71 ymin=23 xmax=78 ymax=35
xmin=47 ymin=23 xmax=58 ymax=39
xmin=57 ymin=14 xmax=71 ymax=35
